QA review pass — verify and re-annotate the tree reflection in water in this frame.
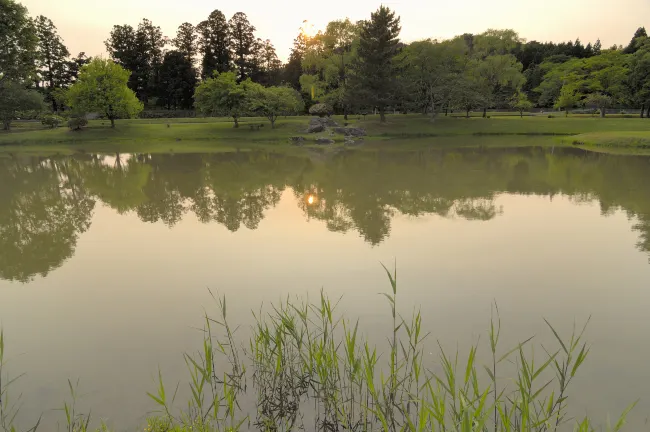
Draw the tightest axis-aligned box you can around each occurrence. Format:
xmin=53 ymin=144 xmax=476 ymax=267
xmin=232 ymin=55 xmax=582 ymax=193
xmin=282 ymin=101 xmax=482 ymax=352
xmin=2 ymin=147 xmax=650 ymax=281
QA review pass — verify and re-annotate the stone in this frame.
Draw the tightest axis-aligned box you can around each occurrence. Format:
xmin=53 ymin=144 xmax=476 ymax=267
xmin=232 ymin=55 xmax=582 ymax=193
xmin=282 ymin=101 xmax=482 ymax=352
xmin=307 ymin=124 xmax=325 ymax=133
xmin=315 ymin=137 xmax=335 ymax=145
xmin=289 ymin=136 xmax=305 ymax=146
xmin=332 ymin=127 xmax=366 ymax=137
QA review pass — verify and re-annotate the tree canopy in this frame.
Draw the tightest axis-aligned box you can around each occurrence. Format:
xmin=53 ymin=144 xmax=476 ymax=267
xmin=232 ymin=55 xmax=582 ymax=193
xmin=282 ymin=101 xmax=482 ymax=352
xmin=66 ymin=58 xmax=143 ymax=127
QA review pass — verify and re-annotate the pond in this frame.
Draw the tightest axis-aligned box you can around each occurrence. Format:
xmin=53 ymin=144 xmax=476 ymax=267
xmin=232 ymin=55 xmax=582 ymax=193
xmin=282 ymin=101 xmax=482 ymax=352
xmin=1 ymin=147 xmax=649 ymax=430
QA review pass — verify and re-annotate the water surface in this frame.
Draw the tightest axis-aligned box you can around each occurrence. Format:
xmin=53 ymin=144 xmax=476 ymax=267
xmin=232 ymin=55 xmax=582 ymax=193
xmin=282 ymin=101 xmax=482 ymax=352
xmin=1 ymin=147 xmax=650 ymax=429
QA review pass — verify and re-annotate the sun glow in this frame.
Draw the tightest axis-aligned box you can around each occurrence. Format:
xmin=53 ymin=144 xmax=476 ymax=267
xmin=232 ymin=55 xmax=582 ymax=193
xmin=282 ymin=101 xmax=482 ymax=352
xmin=307 ymin=195 xmax=316 ymax=205
xmin=300 ymin=20 xmax=317 ymax=39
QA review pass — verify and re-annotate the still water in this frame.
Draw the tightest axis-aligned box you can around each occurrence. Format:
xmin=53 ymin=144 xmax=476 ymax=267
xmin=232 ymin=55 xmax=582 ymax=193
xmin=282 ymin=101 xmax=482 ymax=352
xmin=1 ymin=147 xmax=650 ymax=429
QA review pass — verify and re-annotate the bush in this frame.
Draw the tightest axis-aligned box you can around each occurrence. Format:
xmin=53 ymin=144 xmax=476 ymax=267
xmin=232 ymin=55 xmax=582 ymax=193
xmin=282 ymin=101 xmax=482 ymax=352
xmin=548 ymin=114 xmax=554 ymax=118
xmin=41 ymin=114 xmax=65 ymax=129
xmin=139 ymin=110 xmax=196 ymax=119
xmin=309 ymin=103 xmax=333 ymax=117
xmin=67 ymin=117 xmax=88 ymax=131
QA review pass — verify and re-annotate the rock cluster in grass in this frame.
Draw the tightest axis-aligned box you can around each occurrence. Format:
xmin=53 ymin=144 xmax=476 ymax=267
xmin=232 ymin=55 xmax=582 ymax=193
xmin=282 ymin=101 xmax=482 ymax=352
xmin=305 ymin=117 xmax=366 ymax=146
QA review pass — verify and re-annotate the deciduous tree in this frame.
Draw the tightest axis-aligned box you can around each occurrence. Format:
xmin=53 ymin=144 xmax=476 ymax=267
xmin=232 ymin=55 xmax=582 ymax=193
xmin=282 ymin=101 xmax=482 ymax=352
xmin=0 ymin=80 xmax=44 ymax=130
xmin=66 ymin=59 xmax=143 ymax=128
xmin=194 ymin=71 xmax=248 ymax=127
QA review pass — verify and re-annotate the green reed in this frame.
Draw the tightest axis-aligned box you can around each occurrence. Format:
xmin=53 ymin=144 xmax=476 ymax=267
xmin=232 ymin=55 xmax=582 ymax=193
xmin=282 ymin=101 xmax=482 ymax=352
xmin=0 ymin=266 xmax=640 ymax=432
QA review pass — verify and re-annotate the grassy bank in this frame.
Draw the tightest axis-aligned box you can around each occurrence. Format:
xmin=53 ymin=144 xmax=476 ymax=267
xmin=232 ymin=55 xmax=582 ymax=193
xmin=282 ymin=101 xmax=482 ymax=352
xmin=0 ymin=269 xmax=637 ymax=432
xmin=2 ymin=115 xmax=650 ymax=155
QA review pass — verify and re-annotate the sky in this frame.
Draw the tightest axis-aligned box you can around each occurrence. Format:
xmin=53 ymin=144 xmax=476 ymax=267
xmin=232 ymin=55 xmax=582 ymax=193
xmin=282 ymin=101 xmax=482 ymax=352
xmin=19 ymin=0 xmax=650 ymax=61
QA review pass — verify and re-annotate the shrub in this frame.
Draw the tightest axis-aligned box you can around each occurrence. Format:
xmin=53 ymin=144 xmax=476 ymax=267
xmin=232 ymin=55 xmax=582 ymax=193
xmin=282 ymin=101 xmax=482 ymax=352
xmin=309 ymin=103 xmax=333 ymax=117
xmin=548 ymin=114 xmax=554 ymax=118
xmin=41 ymin=114 xmax=65 ymax=129
xmin=67 ymin=117 xmax=88 ymax=131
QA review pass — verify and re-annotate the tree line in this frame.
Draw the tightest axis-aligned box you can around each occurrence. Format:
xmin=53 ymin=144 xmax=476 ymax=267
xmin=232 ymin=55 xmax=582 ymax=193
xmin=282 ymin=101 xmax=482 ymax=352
xmin=2 ymin=0 xmax=650 ymax=130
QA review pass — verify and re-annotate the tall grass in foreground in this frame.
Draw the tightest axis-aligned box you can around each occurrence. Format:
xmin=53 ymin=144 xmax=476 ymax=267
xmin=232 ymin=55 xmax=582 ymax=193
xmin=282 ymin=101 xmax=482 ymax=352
xmin=0 ymin=266 xmax=638 ymax=432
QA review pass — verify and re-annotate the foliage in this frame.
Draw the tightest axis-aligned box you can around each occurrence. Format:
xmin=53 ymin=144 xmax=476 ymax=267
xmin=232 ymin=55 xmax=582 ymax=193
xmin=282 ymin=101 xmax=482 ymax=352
xmin=66 ymin=59 xmax=143 ymax=127
xmin=104 ymin=19 xmax=165 ymax=103
xmin=229 ymin=12 xmax=257 ymax=81
xmin=554 ymin=85 xmax=582 ymax=116
xmin=194 ymin=72 xmax=249 ymax=127
xmin=247 ymin=84 xmax=304 ymax=127
xmin=0 ymin=80 xmax=45 ymax=130
xmin=67 ymin=117 xmax=88 ymax=130
xmin=308 ymin=102 xmax=333 ymax=117
xmin=41 ymin=114 xmax=64 ymax=128
xmin=0 ymin=0 xmax=38 ymax=82
xmin=348 ymin=6 xmax=401 ymax=122
xmin=34 ymin=15 xmax=70 ymax=111
xmin=584 ymin=93 xmax=614 ymax=117
xmin=510 ymin=91 xmax=533 ymax=117
xmin=156 ymin=50 xmax=197 ymax=110
xmin=172 ymin=22 xmax=197 ymax=63
xmin=196 ymin=10 xmax=230 ymax=79
xmin=300 ymin=19 xmax=359 ymax=117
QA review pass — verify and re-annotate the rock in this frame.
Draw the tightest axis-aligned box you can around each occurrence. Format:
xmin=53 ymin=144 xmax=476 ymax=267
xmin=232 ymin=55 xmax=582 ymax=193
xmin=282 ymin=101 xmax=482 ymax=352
xmin=307 ymin=124 xmax=325 ymax=133
xmin=332 ymin=127 xmax=366 ymax=137
xmin=307 ymin=116 xmax=339 ymax=133
xmin=289 ymin=136 xmax=305 ymax=146
xmin=315 ymin=137 xmax=335 ymax=145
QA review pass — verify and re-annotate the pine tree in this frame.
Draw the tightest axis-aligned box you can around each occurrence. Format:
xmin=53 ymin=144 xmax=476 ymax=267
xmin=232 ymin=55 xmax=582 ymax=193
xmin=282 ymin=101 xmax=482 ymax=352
xmin=173 ymin=23 xmax=198 ymax=63
xmin=197 ymin=10 xmax=230 ymax=79
xmin=624 ymin=27 xmax=648 ymax=54
xmin=348 ymin=5 xmax=401 ymax=122
xmin=34 ymin=15 xmax=70 ymax=111
xmin=593 ymin=39 xmax=602 ymax=55
xmin=229 ymin=12 xmax=256 ymax=81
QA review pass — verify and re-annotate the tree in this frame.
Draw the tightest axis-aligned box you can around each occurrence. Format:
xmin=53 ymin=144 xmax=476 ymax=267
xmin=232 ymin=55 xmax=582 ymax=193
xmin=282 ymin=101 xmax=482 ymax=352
xmin=0 ymin=80 xmax=44 ymax=130
xmin=624 ymin=27 xmax=648 ymax=54
xmin=105 ymin=19 xmax=166 ymax=103
xmin=157 ymin=50 xmax=197 ymax=110
xmin=194 ymin=71 xmax=248 ymax=127
xmin=173 ymin=22 xmax=198 ymax=63
xmin=348 ymin=6 xmax=401 ymax=122
xmin=554 ymin=85 xmax=581 ymax=116
xmin=284 ymin=30 xmax=309 ymax=90
xmin=628 ymin=38 xmax=650 ymax=117
xmin=510 ymin=91 xmax=533 ymax=117
xmin=247 ymin=84 xmax=304 ymax=128
xmin=584 ymin=93 xmax=613 ymax=117
xmin=229 ymin=12 xmax=257 ymax=81
xmin=66 ymin=59 xmax=143 ymax=127
xmin=34 ymin=15 xmax=70 ymax=111
xmin=197 ymin=10 xmax=230 ymax=79
xmin=472 ymin=53 xmax=525 ymax=116
xmin=301 ymin=19 xmax=359 ymax=119
xmin=0 ymin=0 xmax=38 ymax=82
xmin=400 ymin=38 xmax=465 ymax=117
xmin=66 ymin=52 xmax=92 ymax=84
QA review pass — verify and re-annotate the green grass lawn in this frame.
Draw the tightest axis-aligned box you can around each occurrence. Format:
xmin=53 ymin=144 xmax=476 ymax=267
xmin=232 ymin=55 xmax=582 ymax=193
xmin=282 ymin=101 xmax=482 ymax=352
xmin=3 ymin=114 xmax=650 ymax=155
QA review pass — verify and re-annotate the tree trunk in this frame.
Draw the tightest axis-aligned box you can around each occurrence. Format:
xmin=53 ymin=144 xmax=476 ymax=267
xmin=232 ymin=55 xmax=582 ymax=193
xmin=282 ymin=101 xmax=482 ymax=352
xmin=466 ymin=108 xmax=470 ymax=119
xmin=344 ymin=108 xmax=348 ymax=121
xmin=565 ymin=110 xmax=569 ymax=117
xmin=110 ymin=117 xmax=115 ymax=128
xmin=520 ymin=110 xmax=523 ymax=118
xmin=600 ymin=107 xmax=606 ymax=118
xmin=271 ymin=116 xmax=276 ymax=128
xmin=233 ymin=117 xmax=239 ymax=128
xmin=2 ymin=119 xmax=10 ymax=131
xmin=379 ymin=106 xmax=386 ymax=123
xmin=641 ymin=103 xmax=645 ymax=118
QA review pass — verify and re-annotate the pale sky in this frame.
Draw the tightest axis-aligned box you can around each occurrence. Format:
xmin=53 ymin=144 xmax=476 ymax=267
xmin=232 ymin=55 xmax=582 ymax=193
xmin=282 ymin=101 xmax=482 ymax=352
xmin=19 ymin=0 xmax=650 ymax=61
